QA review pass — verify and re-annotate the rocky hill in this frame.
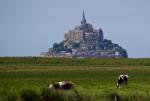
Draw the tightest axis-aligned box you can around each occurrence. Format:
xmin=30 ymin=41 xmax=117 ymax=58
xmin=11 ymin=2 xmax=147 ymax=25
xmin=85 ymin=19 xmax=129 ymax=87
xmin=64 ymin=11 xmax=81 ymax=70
xmin=41 ymin=10 xmax=128 ymax=58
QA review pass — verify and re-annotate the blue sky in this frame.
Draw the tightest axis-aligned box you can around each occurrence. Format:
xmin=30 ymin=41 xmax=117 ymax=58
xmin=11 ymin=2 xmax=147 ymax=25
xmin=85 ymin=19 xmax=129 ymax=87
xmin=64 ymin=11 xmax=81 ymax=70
xmin=0 ymin=0 xmax=150 ymax=58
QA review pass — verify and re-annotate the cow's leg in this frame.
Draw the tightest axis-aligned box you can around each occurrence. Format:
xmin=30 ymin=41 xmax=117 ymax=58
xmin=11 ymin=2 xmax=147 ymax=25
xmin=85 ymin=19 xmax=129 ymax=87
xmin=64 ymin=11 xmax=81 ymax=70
xmin=126 ymin=80 xmax=128 ymax=86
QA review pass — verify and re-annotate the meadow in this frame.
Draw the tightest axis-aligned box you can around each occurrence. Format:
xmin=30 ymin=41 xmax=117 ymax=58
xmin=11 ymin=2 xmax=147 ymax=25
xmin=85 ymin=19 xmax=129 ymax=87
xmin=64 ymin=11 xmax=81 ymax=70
xmin=0 ymin=57 xmax=150 ymax=101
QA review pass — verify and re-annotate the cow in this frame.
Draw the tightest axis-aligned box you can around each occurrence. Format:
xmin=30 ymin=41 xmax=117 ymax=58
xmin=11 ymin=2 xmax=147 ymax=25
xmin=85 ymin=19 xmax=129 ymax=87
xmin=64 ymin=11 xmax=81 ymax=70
xmin=116 ymin=74 xmax=129 ymax=88
xmin=48 ymin=81 xmax=74 ymax=90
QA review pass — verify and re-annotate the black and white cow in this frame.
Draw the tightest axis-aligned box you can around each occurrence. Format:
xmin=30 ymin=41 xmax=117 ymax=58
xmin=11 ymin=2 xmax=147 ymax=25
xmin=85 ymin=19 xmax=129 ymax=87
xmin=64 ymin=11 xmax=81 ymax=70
xmin=49 ymin=81 xmax=74 ymax=90
xmin=116 ymin=74 xmax=129 ymax=88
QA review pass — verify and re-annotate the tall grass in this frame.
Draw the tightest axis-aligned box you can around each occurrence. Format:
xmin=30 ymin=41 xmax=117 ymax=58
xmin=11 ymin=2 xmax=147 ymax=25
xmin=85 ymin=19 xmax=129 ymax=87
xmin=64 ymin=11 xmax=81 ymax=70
xmin=0 ymin=88 xmax=18 ymax=101
xmin=0 ymin=88 xmax=150 ymax=101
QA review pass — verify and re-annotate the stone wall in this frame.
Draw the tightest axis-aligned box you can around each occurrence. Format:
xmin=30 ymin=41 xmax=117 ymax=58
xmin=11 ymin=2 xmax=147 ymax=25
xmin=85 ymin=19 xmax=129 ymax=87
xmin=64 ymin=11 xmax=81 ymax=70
xmin=64 ymin=23 xmax=104 ymax=47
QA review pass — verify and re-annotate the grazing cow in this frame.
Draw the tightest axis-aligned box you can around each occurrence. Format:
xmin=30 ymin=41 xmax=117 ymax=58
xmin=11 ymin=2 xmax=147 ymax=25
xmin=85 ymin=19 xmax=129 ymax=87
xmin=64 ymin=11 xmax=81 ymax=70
xmin=49 ymin=81 xmax=74 ymax=90
xmin=116 ymin=74 xmax=129 ymax=88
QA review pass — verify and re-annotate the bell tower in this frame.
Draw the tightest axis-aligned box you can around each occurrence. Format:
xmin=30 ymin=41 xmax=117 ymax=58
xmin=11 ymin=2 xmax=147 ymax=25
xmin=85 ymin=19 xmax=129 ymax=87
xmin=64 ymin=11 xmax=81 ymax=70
xmin=81 ymin=9 xmax=86 ymax=24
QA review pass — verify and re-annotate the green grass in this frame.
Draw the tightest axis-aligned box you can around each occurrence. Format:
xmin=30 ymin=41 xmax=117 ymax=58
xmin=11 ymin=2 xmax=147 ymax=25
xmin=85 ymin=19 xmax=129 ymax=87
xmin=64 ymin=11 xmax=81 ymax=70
xmin=0 ymin=57 xmax=150 ymax=66
xmin=0 ymin=57 xmax=150 ymax=100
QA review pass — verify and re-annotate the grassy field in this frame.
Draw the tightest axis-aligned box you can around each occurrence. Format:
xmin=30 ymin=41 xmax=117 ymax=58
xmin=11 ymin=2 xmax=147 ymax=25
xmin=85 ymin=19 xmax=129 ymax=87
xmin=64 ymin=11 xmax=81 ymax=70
xmin=0 ymin=57 xmax=150 ymax=101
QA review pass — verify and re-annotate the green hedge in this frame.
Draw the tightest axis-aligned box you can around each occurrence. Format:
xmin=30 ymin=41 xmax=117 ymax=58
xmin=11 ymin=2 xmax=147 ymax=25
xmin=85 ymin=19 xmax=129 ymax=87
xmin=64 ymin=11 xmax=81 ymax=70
xmin=0 ymin=57 xmax=150 ymax=66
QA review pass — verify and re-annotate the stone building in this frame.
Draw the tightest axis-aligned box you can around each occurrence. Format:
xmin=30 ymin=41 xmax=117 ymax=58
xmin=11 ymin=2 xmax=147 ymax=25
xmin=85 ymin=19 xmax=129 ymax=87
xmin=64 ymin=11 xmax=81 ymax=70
xmin=64 ymin=10 xmax=103 ymax=48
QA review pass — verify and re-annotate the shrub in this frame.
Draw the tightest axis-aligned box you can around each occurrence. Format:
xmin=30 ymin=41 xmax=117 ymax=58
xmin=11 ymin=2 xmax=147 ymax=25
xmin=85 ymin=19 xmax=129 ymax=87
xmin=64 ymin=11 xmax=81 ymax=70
xmin=109 ymin=93 xmax=121 ymax=101
xmin=20 ymin=89 xmax=39 ymax=101
xmin=40 ymin=88 xmax=65 ymax=101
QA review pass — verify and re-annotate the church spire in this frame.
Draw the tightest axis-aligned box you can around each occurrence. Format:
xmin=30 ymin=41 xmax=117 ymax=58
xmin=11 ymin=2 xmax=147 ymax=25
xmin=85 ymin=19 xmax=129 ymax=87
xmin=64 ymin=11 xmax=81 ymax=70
xmin=81 ymin=9 xmax=86 ymax=24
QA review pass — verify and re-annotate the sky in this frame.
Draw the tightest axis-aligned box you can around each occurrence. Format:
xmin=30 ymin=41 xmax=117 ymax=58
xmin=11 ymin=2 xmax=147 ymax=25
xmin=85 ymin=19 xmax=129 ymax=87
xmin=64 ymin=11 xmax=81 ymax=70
xmin=0 ymin=0 xmax=150 ymax=58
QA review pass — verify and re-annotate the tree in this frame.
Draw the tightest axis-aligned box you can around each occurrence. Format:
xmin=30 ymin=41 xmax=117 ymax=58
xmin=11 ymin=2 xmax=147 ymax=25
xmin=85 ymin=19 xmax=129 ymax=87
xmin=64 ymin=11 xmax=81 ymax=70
xmin=53 ymin=43 xmax=59 ymax=50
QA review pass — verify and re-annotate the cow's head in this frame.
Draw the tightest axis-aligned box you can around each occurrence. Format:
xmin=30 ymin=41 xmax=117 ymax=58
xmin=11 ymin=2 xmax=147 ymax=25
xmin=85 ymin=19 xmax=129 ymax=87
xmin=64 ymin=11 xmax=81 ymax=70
xmin=116 ymin=83 xmax=120 ymax=88
xmin=125 ymin=75 xmax=129 ymax=78
xmin=49 ymin=84 xmax=53 ymax=88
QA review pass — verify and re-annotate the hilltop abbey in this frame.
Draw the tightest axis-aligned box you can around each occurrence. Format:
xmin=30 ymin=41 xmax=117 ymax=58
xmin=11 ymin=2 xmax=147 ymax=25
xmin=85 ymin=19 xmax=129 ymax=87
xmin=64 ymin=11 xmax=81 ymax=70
xmin=41 ymin=10 xmax=128 ymax=58
xmin=64 ymin=10 xmax=103 ymax=48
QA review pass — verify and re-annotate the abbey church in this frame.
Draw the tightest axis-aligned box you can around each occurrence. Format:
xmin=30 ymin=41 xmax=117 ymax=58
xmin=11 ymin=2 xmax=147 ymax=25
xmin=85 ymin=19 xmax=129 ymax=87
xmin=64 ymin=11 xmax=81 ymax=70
xmin=64 ymin=10 xmax=103 ymax=48
xmin=41 ymin=10 xmax=128 ymax=58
